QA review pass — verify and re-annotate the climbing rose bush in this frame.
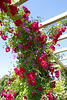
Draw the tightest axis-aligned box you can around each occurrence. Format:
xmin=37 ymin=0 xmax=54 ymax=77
xmin=0 ymin=0 xmax=67 ymax=100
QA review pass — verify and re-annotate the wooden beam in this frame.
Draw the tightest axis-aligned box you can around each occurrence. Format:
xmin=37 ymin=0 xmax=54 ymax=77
xmin=52 ymin=56 xmax=67 ymax=62
xmin=39 ymin=12 xmax=67 ymax=28
xmin=47 ymin=34 xmax=67 ymax=43
xmin=52 ymin=54 xmax=67 ymax=70
xmin=6 ymin=11 xmax=18 ymax=21
xmin=58 ymin=34 xmax=67 ymax=41
xmin=14 ymin=0 xmax=28 ymax=7
xmin=54 ymin=63 xmax=67 ymax=68
xmin=6 ymin=11 xmax=22 ymax=31
xmin=54 ymin=47 xmax=67 ymax=54
xmin=59 ymin=56 xmax=67 ymax=61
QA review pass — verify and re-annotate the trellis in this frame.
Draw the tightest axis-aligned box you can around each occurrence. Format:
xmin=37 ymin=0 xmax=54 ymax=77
xmin=39 ymin=12 xmax=67 ymax=70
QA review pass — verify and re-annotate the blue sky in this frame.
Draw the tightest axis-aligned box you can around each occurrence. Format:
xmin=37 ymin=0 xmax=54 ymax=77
xmin=0 ymin=0 xmax=67 ymax=78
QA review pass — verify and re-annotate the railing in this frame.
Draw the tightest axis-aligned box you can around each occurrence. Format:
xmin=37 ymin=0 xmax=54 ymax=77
xmin=39 ymin=12 xmax=67 ymax=70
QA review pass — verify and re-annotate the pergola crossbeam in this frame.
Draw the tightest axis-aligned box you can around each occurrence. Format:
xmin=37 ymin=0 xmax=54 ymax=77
xmin=52 ymin=56 xmax=67 ymax=62
xmin=54 ymin=47 xmax=67 ymax=53
xmin=6 ymin=0 xmax=28 ymax=22
xmin=14 ymin=0 xmax=28 ymax=7
xmin=58 ymin=34 xmax=67 ymax=41
xmin=47 ymin=34 xmax=67 ymax=43
xmin=6 ymin=0 xmax=28 ymax=31
xmin=52 ymin=54 xmax=67 ymax=70
xmin=53 ymin=63 xmax=67 ymax=68
xmin=59 ymin=56 xmax=67 ymax=61
xmin=39 ymin=12 xmax=67 ymax=28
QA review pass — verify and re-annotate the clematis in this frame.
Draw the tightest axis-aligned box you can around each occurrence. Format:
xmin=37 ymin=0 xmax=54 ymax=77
xmin=28 ymin=36 xmax=32 ymax=40
xmin=32 ymin=63 xmax=36 ymax=66
xmin=24 ymin=59 xmax=28 ymax=63
xmin=49 ymin=35 xmax=52 ymax=39
xmin=24 ymin=28 xmax=30 ymax=33
xmin=36 ymin=49 xmax=40 ymax=53
xmin=34 ymin=71 xmax=39 ymax=77
xmin=36 ymin=37 xmax=39 ymax=42
xmin=17 ymin=32 xmax=22 ymax=38
xmin=40 ymin=44 xmax=46 ymax=48
xmin=17 ymin=43 xmax=23 ymax=51
xmin=21 ymin=22 xmax=25 ymax=28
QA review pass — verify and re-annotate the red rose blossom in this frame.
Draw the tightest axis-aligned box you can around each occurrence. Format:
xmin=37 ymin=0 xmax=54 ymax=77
xmin=37 ymin=86 xmax=42 ymax=91
xmin=14 ymin=19 xmax=22 ymax=26
xmin=5 ymin=46 xmax=10 ymax=52
xmin=8 ymin=5 xmax=18 ymax=16
xmin=31 ymin=22 xmax=39 ymax=32
xmin=50 ymin=44 xmax=55 ymax=51
xmin=24 ymin=96 xmax=27 ymax=99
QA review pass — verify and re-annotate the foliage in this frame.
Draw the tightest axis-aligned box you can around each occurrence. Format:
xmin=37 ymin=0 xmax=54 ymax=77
xmin=0 ymin=0 xmax=67 ymax=100
xmin=0 ymin=75 xmax=9 ymax=97
xmin=59 ymin=68 xmax=67 ymax=100
xmin=53 ymin=75 xmax=67 ymax=100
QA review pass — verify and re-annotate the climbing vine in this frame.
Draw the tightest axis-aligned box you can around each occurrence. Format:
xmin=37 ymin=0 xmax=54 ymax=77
xmin=0 ymin=0 xmax=67 ymax=100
